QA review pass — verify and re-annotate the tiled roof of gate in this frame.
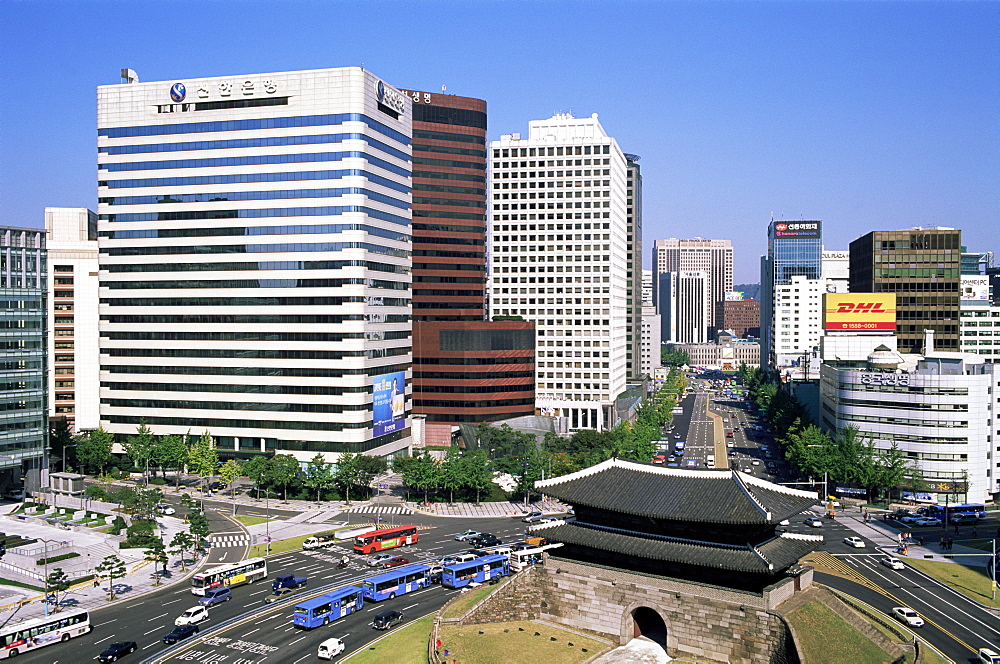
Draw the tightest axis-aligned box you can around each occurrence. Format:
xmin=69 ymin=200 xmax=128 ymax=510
xmin=534 ymin=458 xmax=818 ymax=525
xmin=538 ymin=521 xmax=822 ymax=574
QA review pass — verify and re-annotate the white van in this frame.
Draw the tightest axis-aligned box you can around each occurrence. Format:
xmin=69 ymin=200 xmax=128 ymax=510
xmin=980 ymin=648 xmax=1000 ymax=664
xmin=706 ymin=455 xmax=715 ymax=468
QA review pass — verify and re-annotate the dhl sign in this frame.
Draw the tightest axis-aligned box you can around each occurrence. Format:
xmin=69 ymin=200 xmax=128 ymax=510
xmin=824 ymin=294 xmax=896 ymax=331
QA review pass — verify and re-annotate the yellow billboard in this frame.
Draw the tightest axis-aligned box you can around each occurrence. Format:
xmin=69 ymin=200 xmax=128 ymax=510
xmin=824 ymin=294 xmax=896 ymax=331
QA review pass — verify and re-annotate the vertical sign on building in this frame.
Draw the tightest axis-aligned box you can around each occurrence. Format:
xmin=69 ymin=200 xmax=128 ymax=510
xmin=373 ymin=371 xmax=407 ymax=437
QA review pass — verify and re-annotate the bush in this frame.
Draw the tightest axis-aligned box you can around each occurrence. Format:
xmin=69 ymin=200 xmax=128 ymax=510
xmin=37 ymin=552 xmax=80 ymax=566
xmin=148 ymin=478 xmax=167 ymax=486
xmin=85 ymin=486 xmax=108 ymax=501
xmin=109 ymin=515 xmax=126 ymax=536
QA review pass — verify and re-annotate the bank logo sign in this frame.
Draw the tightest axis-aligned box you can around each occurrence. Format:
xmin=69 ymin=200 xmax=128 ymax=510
xmin=773 ymin=221 xmax=821 ymax=239
xmin=824 ymin=294 xmax=896 ymax=331
xmin=169 ymin=82 xmax=186 ymax=102
xmin=375 ymin=79 xmax=406 ymax=114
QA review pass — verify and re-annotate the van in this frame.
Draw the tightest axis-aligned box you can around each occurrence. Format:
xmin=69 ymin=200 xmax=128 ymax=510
xmin=979 ymin=648 xmax=1000 ymax=664
xmin=706 ymin=456 xmax=715 ymax=468
xmin=198 ymin=587 xmax=232 ymax=607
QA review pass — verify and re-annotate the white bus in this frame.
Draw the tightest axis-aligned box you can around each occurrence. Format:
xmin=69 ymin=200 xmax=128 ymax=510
xmin=510 ymin=543 xmax=562 ymax=571
xmin=0 ymin=608 xmax=90 ymax=659
xmin=191 ymin=557 xmax=267 ymax=595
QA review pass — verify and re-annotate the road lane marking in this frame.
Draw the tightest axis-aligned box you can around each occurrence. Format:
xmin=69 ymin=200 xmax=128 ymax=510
xmin=144 ymin=626 xmax=162 ymax=635
xmin=95 ymin=619 xmax=118 ymax=626
xmin=149 ymin=612 xmax=169 ymax=621
xmin=163 ymin=598 xmax=184 ymax=605
xmin=254 ymin=614 xmax=280 ymax=625
xmin=94 ymin=634 xmax=114 ymax=644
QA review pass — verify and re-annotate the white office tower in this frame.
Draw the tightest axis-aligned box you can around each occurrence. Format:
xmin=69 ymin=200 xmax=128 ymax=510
xmin=959 ymin=275 xmax=1000 ymax=363
xmin=45 ymin=208 xmax=100 ymax=432
xmin=640 ymin=304 xmax=661 ymax=377
xmin=674 ymin=271 xmax=710 ymax=343
xmin=641 ymin=269 xmax=654 ymax=306
xmin=822 ymin=250 xmax=849 ymax=281
xmin=97 ymin=67 xmax=413 ymax=463
xmin=820 ymin=338 xmax=998 ymax=501
xmin=489 ymin=113 xmax=628 ymax=431
xmin=652 ymin=238 xmax=733 ymax=337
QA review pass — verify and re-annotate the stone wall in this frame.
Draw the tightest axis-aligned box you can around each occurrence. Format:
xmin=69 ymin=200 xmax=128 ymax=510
xmin=461 ymin=567 xmax=543 ymax=624
xmin=537 ymin=560 xmax=801 ymax=664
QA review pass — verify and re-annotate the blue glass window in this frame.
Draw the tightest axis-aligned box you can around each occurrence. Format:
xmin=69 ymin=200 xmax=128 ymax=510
xmin=100 ymin=169 xmax=407 ymax=193
xmin=103 ymin=187 xmax=408 ymax=209
xmin=99 ymin=152 xmax=409 ymax=178
xmin=100 ymin=205 xmax=410 ymax=227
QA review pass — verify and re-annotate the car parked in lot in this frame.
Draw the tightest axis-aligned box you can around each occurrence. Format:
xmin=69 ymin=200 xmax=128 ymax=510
xmin=163 ymin=624 xmax=199 ymax=644
xmin=881 ymin=557 xmax=906 ymax=570
xmin=804 ymin=517 xmax=823 ymax=528
xmin=843 ymin=536 xmax=866 ymax=548
xmin=383 ymin=556 xmax=410 ymax=569
xmin=372 ymin=609 xmax=404 ymax=630
xmin=317 ymin=637 xmax=346 ymax=660
xmin=368 ymin=553 xmax=395 ymax=567
xmin=891 ymin=606 xmax=924 ymax=627
xmin=98 ymin=641 xmax=138 ymax=662
xmin=455 ymin=529 xmax=481 ymax=541
xmin=175 ymin=605 xmax=210 ymax=626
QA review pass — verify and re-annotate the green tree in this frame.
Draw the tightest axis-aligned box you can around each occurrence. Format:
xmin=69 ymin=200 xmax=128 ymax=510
xmin=332 ymin=453 xmax=360 ymax=505
xmin=123 ymin=420 xmax=157 ymax=481
xmin=76 ymin=427 xmax=114 ymax=475
xmin=661 ymin=347 xmax=691 ymax=367
xmin=304 ymin=454 xmax=335 ymax=502
xmin=45 ymin=568 xmax=71 ymax=611
xmin=144 ymin=539 xmax=168 ymax=585
xmin=49 ymin=417 xmax=74 ymax=472
xmin=169 ymin=531 xmax=196 ymax=572
xmin=268 ymin=454 xmax=300 ymax=501
xmin=242 ymin=456 xmax=271 ymax=496
xmin=188 ymin=431 xmax=220 ymax=493
xmin=157 ymin=434 xmax=188 ymax=488
xmin=464 ymin=449 xmax=494 ymax=504
xmin=355 ymin=455 xmax=387 ymax=495
xmin=391 ymin=454 xmax=416 ymax=502
xmin=188 ymin=510 xmax=210 ymax=549
xmin=406 ymin=450 xmax=441 ymax=504
xmin=439 ymin=447 xmax=467 ymax=504
xmin=219 ymin=459 xmax=242 ymax=498
xmin=95 ymin=554 xmax=127 ymax=600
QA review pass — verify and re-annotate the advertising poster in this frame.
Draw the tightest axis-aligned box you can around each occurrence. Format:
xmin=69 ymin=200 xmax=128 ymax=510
xmin=961 ymin=275 xmax=989 ymax=302
xmin=373 ymin=371 xmax=406 ymax=437
xmin=823 ymin=293 xmax=897 ymax=331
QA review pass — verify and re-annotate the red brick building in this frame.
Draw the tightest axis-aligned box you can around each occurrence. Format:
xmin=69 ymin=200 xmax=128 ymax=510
xmin=722 ymin=299 xmax=760 ymax=339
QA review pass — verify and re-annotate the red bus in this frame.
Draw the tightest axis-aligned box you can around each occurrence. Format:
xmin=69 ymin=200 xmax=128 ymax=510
xmin=353 ymin=525 xmax=419 ymax=554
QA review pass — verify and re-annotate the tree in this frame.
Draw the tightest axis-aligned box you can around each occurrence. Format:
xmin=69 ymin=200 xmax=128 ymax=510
xmin=332 ymin=453 xmax=360 ymax=505
xmin=76 ymin=427 xmax=114 ymax=475
xmin=188 ymin=511 xmax=210 ymax=549
xmin=219 ymin=460 xmax=242 ymax=498
xmin=49 ymin=417 xmax=73 ymax=472
xmin=268 ymin=454 xmax=300 ymax=501
xmin=188 ymin=431 xmax=219 ymax=493
xmin=169 ymin=531 xmax=196 ymax=572
xmin=355 ymin=455 xmax=387 ymax=494
xmin=439 ymin=447 xmax=467 ymax=504
xmin=144 ymin=539 xmax=168 ymax=585
xmin=95 ymin=554 xmax=127 ymax=600
xmin=123 ymin=420 xmax=157 ymax=480
xmin=242 ymin=456 xmax=271 ymax=495
xmin=157 ymin=434 xmax=188 ymax=488
xmin=45 ymin=568 xmax=71 ymax=611
xmin=405 ymin=450 xmax=441 ymax=504
xmin=661 ymin=347 xmax=690 ymax=367
xmin=304 ymin=454 xmax=335 ymax=502
xmin=464 ymin=449 xmax=493 ymax=504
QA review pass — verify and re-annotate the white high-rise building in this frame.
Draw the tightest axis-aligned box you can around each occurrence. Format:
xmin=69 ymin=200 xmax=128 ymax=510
xmin=45 ymin=208 xmax=100 ymax=432
xmin=640 ymin=304 xmax=661 ymax=377
xmin=97 ymin=67 xmax=413 ymax=463
xmin=652 ymin=238 xmax=733 ymax=337
xmin=674 ymin=270 xmax=710 ymax=343
xmin=489 ymin=113 xmax=628 ymax=431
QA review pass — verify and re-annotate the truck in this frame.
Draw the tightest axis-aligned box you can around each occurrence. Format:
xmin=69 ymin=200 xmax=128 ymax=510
xmin=272 ymin=574 xmax=308 ymax=590
xmin=302 ymin=533 xmax=340 ymax=550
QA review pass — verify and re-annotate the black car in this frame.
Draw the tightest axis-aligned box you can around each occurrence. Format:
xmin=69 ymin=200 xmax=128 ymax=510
xmin=163 ymin=624 xmax=199 ymax=644
xmin=469 ymin=534 xmax=501 ymax=548
xmin=98 ymin=641 xmax=138 ymax=662
xmin=372 ymin=609 xmax=403 ymax=630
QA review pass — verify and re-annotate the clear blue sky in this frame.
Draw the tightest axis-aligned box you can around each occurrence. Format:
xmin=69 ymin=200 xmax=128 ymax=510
xmin=1 ymin=1 xmax=996 ymax=282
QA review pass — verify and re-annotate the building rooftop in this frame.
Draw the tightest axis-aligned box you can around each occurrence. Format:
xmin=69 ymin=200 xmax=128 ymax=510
xmin=535 ymin=458 xmax=818 ymax=525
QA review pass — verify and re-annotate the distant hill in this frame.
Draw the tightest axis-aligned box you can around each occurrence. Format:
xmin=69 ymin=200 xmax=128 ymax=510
xmin=734 ymin=283 xmax=761 ymax=300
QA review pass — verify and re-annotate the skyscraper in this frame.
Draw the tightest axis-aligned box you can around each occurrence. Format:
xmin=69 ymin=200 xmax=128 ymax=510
xmin=489 ymin=113 xmax=629 ymax=431
xmin=652 ymin=238 xmax=733 ymax=339
xmin=760 ymin=220 xmax=823 ymax=368
xmin=45 ymin=208 xmax=100 ymax=432
xmin=849 ymin=227 xmax=961 ymax=354
xmin=402 ymin=89 xmax=535 ymax=444
xmin=97 ymin=67 xmax=413 ymax=463
xmin=625 ymin=154 xmax=643 ymax=379
xmin=0 ymin=226 xmax=47 ymax=492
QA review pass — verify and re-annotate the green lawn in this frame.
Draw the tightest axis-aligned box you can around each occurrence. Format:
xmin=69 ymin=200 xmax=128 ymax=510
xmin=234 ymin=515 xmax=272 ymax=527
xmin=439 ymin=582 xmax=498 ymax=619
xmin=905 ymin=558 xmax=1000 ymax=609
xmin=341 ymin=614 xmax=433 ymax=664
xmin=786 ymin=600 xmax=896 ymax=664
xmin=438 ymin=620 xmax=605 ymax=664
xmin=248 ymin=532 xmax=313 ymax=558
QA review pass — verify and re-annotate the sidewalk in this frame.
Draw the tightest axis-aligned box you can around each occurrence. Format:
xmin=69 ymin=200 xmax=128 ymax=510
xmin=0 ymin=505 xmax=208 ymax=626
xmin=833 ymin=508 xmax=990 ymax=566
xmin=406 ymin=499 xmax=567 ymax=518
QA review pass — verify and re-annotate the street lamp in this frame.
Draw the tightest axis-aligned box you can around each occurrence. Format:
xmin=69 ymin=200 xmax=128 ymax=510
xmin=37 ymin=538 xmax=67 ymax=616
xmin=261 ymin=488 xmax=278 ymax=555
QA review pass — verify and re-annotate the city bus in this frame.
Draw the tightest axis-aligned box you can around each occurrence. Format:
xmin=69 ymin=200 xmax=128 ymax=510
xmin=441 ymin=554 xmax=510 ymax=589
xmin=191 ymin=557 xmax=268 ymax=595
xmin=924 ymin=503 xmax=987 ymax=520
xmin=361 ymin=564 xmax=431 ymax=602
xmin=510 ymin=543 xmax=562 ymax=571
xmin=353 ymin=525 xmax=419 ymax=554
xmin=0 ymin=608 xmax=90 ymax=659
xmin=292 ymin=586 xmax=364 ymax=629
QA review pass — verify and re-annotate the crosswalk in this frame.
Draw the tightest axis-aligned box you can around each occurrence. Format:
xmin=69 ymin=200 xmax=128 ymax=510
xmin=208 ymin=534 xmax=251 ymax=548
xmin=341 ymin=505 xmax=412 ymax=515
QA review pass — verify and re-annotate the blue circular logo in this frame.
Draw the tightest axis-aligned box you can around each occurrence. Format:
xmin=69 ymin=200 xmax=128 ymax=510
xmin=170 ymin=83 xmax=186 ymax=102
xmin=376 ymin=80 xmax=385 ymax=103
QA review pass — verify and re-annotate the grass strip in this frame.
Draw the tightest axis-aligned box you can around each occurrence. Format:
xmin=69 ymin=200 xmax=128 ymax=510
xmin=439 ymin=582 xmax=497 ymax=620
xmin=234 ymin=515 xmax=273 ymax=527
xmin=786 ymin=600 xmax=894 ymax=664
xmin=905 ymin=557 xmax=1000 ymax=609
xmin=341 ymin=614 xmax=433 ymax=664
xmin=248 ymin=532 xmax=314 ymax=558
xmin=438 ymin=620 xmax=605 ymax=664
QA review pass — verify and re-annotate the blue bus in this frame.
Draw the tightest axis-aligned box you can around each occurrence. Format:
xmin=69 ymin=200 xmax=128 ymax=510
xmin=361 ymin=564 xmax=431 ymax=602
xmin=441 ymin=554 xmax=511 ymax=589
xmin=925 ymin=503 xmax=986 ymax=520
xmin=292 ymin=586 xmax=364 ymax=629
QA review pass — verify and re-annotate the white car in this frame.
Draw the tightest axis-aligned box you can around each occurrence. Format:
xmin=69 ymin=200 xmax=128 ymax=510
xmin=317 ymin=637 xmax=346 ymax=660
xmin=881 ymin=557 xmax=905 ymax=570
xmin=727 ymin=441 xmax=735 ymax=448
xmin=454 ymin=529 xmax=481 ymax=541
xmin=157 ymin=504 xmax=176 ymax=515
xmin=803 ymin=517 xmax=824 ymax=528
xmin=843 ymin=536 xmax=866 ymax=548
xmin=368 ymin=553 xmax=395 ymax=567
xmin=751 ymin=460 xmax=760 ymax=466
xmin=174 ymin=605 xmax=210 ymax=626
xmin=891 ymin=606 xmax=924 ymax=627
xmin=913 ymin=517 xmax=941 ymax=527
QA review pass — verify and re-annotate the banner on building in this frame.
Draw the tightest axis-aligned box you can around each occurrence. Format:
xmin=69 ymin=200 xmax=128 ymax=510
xmin=961 ymin=275 xmax=990 ymax=302
xmin=823 ymin=293 xmax=896 ymax=331
xmin=373 ymin=371 xmax=406 ymax=437
xmin=772 ymin=221 xmax=821 ymax=239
